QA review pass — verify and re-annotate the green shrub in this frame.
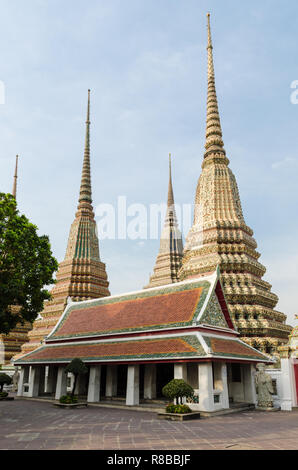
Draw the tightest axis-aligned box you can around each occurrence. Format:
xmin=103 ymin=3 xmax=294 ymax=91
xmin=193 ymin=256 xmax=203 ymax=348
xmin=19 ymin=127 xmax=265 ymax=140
xmin=165 ymin=403 xmax=192 ymax=414
xmin=59 ymin=395 xmax=78 ymax=404
xmin=64 ymin=358 xmax=88 ymax=397
xmin=0 ymin=374 xmax=12 ymax=393
xmin=0 ymin=391 xmax=9 ymax=398
xmin=162 ymin=379 xmax=194 ymax=404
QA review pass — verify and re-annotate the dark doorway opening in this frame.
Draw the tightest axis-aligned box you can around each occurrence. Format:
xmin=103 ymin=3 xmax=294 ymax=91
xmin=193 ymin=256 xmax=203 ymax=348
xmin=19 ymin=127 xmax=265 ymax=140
xmin=117 ymin=365 xmax=128 ymax=397
xmin=156 ymin=363 xmax=174 ymax=398
xmin=139 ymin=365 xmax=145 ymax=399
xmin=100 ymin=365 xmax=107 ymax=397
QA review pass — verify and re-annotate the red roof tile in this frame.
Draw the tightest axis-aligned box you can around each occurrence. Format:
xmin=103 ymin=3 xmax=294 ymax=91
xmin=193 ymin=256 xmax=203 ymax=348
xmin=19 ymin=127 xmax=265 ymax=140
xmin=17 ymin=336 xmax=200 ymax=363
xmin=51 ymin=287 xmax=203 ymax=339
xmin=210 ymin=338 xmax=266 ymax=359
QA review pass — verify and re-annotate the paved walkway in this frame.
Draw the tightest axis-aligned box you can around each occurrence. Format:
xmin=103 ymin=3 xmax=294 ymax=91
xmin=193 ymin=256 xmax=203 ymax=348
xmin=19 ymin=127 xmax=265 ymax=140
xmin=0 ymin=398 xmax=298 ymax=450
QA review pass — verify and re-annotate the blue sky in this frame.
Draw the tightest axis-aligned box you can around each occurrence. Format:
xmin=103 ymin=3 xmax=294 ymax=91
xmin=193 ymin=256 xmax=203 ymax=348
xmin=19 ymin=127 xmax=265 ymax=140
xmin=0 ymin=0 xmax=298 ymax=325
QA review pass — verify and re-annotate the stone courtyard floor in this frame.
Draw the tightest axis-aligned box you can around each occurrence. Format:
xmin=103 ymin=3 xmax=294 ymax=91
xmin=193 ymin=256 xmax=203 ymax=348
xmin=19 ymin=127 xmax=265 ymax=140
xmin=0 ymin=398 xmax=298 ymax=450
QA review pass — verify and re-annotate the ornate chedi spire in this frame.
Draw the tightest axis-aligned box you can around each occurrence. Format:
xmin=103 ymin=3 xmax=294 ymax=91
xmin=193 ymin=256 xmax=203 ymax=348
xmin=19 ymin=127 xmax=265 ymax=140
xmin=12 ymin=155 xmax=19 ymax=199
xmin=179 ymin=14 xmax=292 ymax=355
xmin=145 ymin=154 xmax=183 ymax=288
xmin=16 ymin=90 xmax=110 ymax=358
xmin=205 ymin=14 xmax=225 ymax=159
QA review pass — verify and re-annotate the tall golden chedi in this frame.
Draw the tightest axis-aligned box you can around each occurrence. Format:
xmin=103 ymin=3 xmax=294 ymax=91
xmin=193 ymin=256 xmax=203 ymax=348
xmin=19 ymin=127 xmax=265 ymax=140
xmin=145 ymin=154 xmax=183 ymax=288
xmin=16 ymin=90 xmax=110 ymax=358
xmin=179 ymin=14 xmax=292 ymax=354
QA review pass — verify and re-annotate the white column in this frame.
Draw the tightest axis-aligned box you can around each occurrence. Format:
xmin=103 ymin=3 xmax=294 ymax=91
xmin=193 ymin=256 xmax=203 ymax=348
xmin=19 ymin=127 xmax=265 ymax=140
xmin=55 ymin=366 xmax=67 ymax=400
xmin=46 ymin=366 xmax=58 ymax=394
xmin=174 ymin=363 xmax=187 ymax=381
xmin=87 ymin=366 xmax=101 ymax=403
xmin=243 ymin=364 xmax=257 ymax=404
xmin=199 ymin=363 xmax=215 ymax=412
xmin=105 ymin=365 xmax=117 ymax=397
xmin=17 ymin=367 xmax=27 ymax=397
xmin=174 ymin=363 xmax=188 ymax=404
xmin=221 ymin=364 xmax=230 ymax=409
xmin=280 ymin=357 xmax=293 ymax=411
xmin=28 ymin=366 xmax=41 ymax=398
xmin=126 ymin=365 xmax=140 ymax=406
xmin=144 ymin=365 xmax=156 ymax=400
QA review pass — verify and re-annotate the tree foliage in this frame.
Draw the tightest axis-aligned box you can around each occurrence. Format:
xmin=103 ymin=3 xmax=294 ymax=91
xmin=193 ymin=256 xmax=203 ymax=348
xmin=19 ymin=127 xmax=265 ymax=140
xmin=0 ymin=373 xmax=12 ymax=392
xmin=0 ymin=193 xmax=58 ymax=334
xmin=65 ymin=358 xmax=88 ymax=397
xmin=162 ymin=379 xmax=194 ymax=404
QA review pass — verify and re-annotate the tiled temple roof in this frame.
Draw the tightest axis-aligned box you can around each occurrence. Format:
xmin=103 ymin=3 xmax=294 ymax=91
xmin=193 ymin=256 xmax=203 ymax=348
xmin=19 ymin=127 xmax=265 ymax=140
xmin=47 ymin=271 xmax=229 ymax=341
xmin=14 ymin=335 xmax=205 ymax=364
xmin=15 ymin=333 xmax=269 ymax=365
xmin=203 ymin=336 xmax=267 ymax=361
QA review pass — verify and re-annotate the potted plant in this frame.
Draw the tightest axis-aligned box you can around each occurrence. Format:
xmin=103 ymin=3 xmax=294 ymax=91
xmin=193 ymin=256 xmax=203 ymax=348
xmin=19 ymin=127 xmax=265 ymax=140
xmin=0 ymin=373 xmax=13 ymax=400
xmin=56 ymin=358 xmax=88 ymax=407
xmin=158 ymin=379 xmax=200 ymax=421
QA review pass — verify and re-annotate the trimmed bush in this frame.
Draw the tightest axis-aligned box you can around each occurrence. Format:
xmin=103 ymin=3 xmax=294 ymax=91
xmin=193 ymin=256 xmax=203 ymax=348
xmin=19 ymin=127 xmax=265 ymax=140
xmin=0 ymin=391 xmax=9 ymax=398
xmin=162 ymin=379 xmax=194 ymax=405
xmin=59 ymin=395 xmax=78 ymax=404
xmin=165 ymin=403 xmax=192 ymax=414
xmin=64 ymin=358 xmax=88 ymax=397
xmin=0 ymin=373 xmax=12 ymax=393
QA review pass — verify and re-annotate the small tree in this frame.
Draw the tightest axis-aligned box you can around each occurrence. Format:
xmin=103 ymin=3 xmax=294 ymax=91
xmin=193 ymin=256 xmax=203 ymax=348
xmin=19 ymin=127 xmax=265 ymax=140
xmin=0 ymin=373 xmax=12 ymax=393
xmin=64 ymin=358 xmax=88 ymax=397
xmin=162 ymin=379 xmax=194 ymax=405
xmin=0 ymin=193 xmax=58 ymax=334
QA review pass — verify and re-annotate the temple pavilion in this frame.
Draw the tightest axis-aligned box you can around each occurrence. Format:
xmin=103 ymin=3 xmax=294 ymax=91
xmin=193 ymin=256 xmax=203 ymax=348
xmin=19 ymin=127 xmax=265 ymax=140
xmin=15 ymin=268 xmax=272 ymax=412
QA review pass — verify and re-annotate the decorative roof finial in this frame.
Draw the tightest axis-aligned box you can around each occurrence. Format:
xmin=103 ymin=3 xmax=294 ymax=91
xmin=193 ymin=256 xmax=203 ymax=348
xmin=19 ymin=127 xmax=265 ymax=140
xmin=168 ymin=153 xmax=174 ymax=208
xmin=207 ymin=13 xmax=212 ymax=48
xmin=12 ymin=155 xmax=19 ymax=199
xmin=204 ymin=13 xmax=226 ymax=159
xmin=78 ymin=89 xmax=93 ymax=210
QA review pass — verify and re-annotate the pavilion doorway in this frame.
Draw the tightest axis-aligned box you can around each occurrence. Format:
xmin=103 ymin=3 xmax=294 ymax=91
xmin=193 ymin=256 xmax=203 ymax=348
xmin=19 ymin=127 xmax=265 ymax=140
xmin=227 ymin=363 xmax=255 ymax=404
xmin=156 ymin=363 xmax=174 ymax=398
xmin=117 ymin=365 xmax=128 ymax=398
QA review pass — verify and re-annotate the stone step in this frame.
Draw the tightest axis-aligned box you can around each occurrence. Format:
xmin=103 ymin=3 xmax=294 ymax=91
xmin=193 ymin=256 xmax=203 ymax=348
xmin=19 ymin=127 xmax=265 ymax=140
xmin=88 ymin=402 xmax=164 ymax=413
xmin=200 ymin=404 xmax=255 ymax=418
